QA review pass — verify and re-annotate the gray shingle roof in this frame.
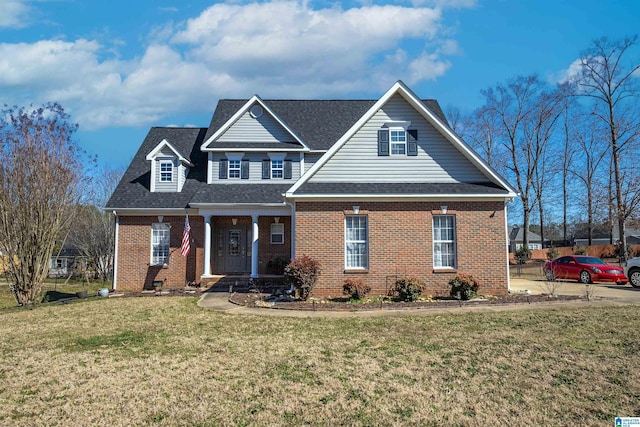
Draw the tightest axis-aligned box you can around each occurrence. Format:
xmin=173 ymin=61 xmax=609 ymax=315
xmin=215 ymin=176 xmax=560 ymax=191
xmin=107 ymin=98 xmax=460 ymax=210
xmin=106 ymin=127 xmax=208 ymax=210
xmin=204 ymin=99 xmax=449 ymax=151
xmin=191 ymin=184 xmax=292 ymax=204
xmin=293 ymin=182 xmax=509 ymax=196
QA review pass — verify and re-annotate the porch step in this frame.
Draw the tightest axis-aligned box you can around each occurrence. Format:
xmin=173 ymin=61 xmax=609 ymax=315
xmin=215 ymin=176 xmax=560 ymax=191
xmin=204 ymin=275 xmax=285 ymax=293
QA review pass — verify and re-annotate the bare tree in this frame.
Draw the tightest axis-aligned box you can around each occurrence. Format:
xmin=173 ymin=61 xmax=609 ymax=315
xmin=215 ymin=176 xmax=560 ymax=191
xmin=569 ymin=113 xmax=609 ymax=245
xmin=67 ymin=166 xmax=124 ymax=282
xmin=576 ymin=35 xmax=640 ymax=260
xmin=528 ymin=88 xmax=565 ymax=245
xmin=0 ymin=104 xmax=85 ymax=305
xmin=481 ymin=75 xmax=562 ymax=248
xmin=466 ymin=105 xmax=506 ymax=170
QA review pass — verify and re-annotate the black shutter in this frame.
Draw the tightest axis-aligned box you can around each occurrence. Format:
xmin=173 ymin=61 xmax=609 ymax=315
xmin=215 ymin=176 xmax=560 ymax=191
xmin=262 ymin=160 xmax=270 ymax=179
xmin=407 ymin=129 xmax=418 ymax=156
xmin=241 ymin=160 xmax=250 ymax=179
xmin=284 ymin=160 xmax=292 ymax=179
xmin=219 ymin=159 xmax=228 ymax=179
xmin=378 ymin=129 xmax=389 ymax=156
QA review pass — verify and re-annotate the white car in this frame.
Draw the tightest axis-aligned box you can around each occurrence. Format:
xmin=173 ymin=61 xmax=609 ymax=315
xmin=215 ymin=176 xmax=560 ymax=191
xmin=624 ymin=257 xmax=640 ymax=288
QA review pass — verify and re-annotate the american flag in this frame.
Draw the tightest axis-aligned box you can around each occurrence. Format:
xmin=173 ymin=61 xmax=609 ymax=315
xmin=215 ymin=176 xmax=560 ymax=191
xmin=180 ymin=215 xmax=191 ymax=257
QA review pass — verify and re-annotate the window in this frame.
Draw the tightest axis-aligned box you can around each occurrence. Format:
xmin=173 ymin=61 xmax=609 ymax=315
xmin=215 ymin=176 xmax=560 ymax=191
xmin=390 ymin=128 xmax=406 ymax=155
xmin=271 ymin=223 xmax=284 ymax=244
xmin=160 ymin=161 xmax=173 ymax=182
xmin=345 ymin=216 xmax=368 ymax=269
xmin=433 ymin=215 xmax=456 ymax=268
xmin=228 ymin=160 xmax=241 ymax=178
xmin=151 ymin=223 xmax=170 ymax=265
xmin=271 ymin=160 xmax=284 ymax=179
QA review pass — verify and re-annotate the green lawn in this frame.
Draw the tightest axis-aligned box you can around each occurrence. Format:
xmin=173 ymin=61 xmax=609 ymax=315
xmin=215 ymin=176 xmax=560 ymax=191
xmin=0 ymin=291 xmax=638 ymax=426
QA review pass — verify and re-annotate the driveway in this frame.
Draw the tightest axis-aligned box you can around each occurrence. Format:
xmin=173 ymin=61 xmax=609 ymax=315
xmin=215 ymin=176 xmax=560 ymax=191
xmin=510 ymin=277 xmax=640 ymax=303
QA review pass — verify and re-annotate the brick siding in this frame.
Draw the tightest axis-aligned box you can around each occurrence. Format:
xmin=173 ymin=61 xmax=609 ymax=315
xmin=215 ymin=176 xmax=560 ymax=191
xmin=295 ymin=201 xmax=509 ymax=297
xmin=116 ymin=215 xmax=291 ymax=292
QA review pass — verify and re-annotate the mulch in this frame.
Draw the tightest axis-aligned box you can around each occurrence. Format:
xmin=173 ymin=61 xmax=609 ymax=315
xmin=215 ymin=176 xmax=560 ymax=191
xmin=229 ymin=292 xmax=586 ymax=312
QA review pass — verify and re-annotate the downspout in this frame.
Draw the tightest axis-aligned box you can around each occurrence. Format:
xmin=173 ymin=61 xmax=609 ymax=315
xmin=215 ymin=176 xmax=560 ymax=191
xmin=284 ymin=198 xmax=296 ymax=259
xmin=504 ymin=200 xmax=511 ymax=293
xmin=112 ymin=211 xmax=119 ymax=290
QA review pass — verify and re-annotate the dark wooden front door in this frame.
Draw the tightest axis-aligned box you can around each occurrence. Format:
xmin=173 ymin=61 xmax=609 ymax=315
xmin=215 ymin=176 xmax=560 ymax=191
xmin=215 ymin=226 xmax=251 ymax=273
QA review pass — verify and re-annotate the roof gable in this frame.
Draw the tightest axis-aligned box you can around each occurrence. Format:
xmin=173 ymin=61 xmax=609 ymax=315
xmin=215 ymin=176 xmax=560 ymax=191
xmin=201 ymin=96 xmax=309 ymax=151
xmin=145 ymin=139 xmax=194 ymax=166
xmin=286 ymin=81 xmax=518 ymax=198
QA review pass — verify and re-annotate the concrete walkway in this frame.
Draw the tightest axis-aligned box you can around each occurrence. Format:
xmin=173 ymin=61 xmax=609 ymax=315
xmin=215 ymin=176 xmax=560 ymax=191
xmin=197 ymin=279 xmax=640 ymax=317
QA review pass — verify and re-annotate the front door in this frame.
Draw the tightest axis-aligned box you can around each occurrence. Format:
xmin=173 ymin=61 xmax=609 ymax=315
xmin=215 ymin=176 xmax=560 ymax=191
xmin=215 ymin=226 xmax=251 ymax=273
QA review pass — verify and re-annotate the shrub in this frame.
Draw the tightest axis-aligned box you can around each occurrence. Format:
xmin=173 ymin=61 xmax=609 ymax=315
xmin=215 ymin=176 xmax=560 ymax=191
xmin=449 ymin=274 xmax=480 ymax=300
xmin=614 ymin=242 xmax=633 ymax=259
xmin=267 ymin=255 xmax=290 ymax=275
xmin=392 ymin=277 xmax=425 ymax=302
xmin=546 ymin=246 xmax=559 ymax=261
xmin=574 ymin=246 xmax=587 ymax=255
xmin=283 ymin=255 xmax=320 ymax=301
xmin=515 ymin=246 xmax=531 ymax=264
xmin=342 ymin=279 xmax=371 ymax=300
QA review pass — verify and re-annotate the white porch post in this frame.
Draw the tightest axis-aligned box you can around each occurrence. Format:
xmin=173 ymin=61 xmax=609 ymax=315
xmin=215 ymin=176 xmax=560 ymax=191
xmin=251 ymin=214 xmax=259 ymax=278
xmin=203 ymin=214 xmax=212 ymax=277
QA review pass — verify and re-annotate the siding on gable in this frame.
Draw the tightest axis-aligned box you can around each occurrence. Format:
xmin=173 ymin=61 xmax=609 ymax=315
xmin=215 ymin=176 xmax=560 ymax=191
xmin=217 ymin=109 xmax=296 ymax=143
xmin=309 ymin=94 xmax=487 ymax=183
xmin=303 ymin=153 xmax=323 ymax=173
xmin=209 ymin=153 xmax=301 ymax=182
xmin=155 ymin=157 xmax=179 ymax=192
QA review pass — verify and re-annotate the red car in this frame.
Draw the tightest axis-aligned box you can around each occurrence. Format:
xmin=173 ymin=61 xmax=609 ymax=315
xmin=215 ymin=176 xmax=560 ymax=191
xmin=544 ymin=255 xmax=629 ymax=284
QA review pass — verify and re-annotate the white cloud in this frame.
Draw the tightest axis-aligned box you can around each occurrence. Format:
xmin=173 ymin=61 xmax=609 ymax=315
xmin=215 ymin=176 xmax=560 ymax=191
xmin=552 ymin=58 xmax=583 ymax=84
xmin=0 ymin=0 xmax=32 ymax=28
xmin=0 ymin=0 xmax=471 ymax=129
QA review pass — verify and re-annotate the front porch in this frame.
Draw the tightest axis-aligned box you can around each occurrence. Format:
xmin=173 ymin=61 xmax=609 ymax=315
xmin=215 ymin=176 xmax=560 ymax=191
xmin=195 ymin=206 xmax=293 ymax=280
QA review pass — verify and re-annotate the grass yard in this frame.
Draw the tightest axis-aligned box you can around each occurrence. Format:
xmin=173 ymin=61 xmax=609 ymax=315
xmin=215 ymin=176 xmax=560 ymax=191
xmin=0 ymin=293 xmax=639 ymax=426
xmin=0 ymin=280 xmax=109 ymax=310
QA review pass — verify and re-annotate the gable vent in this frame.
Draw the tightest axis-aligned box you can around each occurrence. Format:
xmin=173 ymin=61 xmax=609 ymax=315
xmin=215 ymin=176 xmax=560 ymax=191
xmin=250 ymin=105 xmax=263 ymax=118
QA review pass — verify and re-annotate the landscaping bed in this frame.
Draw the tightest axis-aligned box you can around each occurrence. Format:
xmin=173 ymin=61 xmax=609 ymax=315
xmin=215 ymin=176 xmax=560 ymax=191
xmin=229 ymin=291 xmax=585 ymax=311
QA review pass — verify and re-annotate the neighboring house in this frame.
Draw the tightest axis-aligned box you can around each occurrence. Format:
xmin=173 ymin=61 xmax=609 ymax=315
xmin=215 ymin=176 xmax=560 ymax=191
xmin=106 ymin=81 xmax=518 ymax=296
xmin=508 ymin=226 xmax=546 ymax=252
xmin=49 ymin=247 xmax=85 ymax=278
xmin=573 ymin=228 xmax=640 ymax=247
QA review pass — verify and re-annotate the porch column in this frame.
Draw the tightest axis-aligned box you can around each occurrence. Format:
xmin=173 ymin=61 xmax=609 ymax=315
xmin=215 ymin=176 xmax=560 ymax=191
xmin=203 ymin=214 xmax=212 ymax=277
xmin=251 ymin=214 xmax=259 ymax=278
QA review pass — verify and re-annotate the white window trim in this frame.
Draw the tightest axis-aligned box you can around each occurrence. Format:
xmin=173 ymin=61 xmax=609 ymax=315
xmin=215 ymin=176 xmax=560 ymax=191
xmin=433 ymin=215 xmax=457 ymax=269
xmin=345 ymin=215 xmax=368 ymax=270
xmin=268 ymin=152 xmax=286 ymax=179
xmin=271 ymin=159 xmax=284 ymax=179
xmin=151 ymin=223 xmax=170 ymax=266
xmin=270 ymin=223 xmax=285 ymax=244
xmin=225 ymin=152 xmax=244 ymax=180
xmin=159 ymin=160 xmax=174 ymax=182
xmin=389 ymin=128 xmax=407 ymax=155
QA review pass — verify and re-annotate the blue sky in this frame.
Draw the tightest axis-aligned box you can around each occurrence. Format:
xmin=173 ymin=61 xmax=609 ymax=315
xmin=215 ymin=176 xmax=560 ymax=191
xmin=0 ymin=0 xmax=638 ymax=169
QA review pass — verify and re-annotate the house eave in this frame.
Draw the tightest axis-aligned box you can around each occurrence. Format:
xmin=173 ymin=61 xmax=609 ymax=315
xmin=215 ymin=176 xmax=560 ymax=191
xmin=284 ymin=193 xmax=516 ymax=202
xmin=202 ymin=147 xmax=310 ymax=153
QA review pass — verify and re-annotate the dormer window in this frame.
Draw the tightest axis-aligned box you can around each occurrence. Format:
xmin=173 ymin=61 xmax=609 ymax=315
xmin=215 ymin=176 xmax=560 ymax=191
xmin=390 ymin=129 xmax=407 ymax=155
xmin=160 ymin=161 xmax=173 ymax=182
